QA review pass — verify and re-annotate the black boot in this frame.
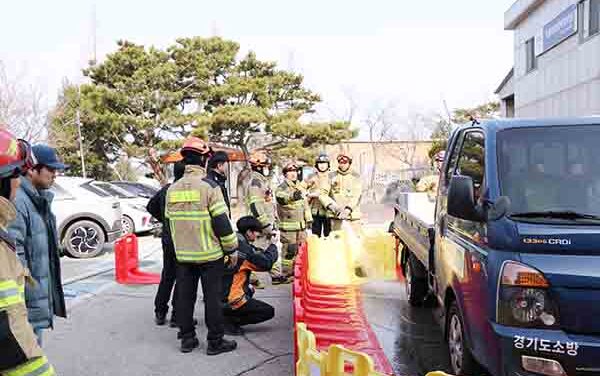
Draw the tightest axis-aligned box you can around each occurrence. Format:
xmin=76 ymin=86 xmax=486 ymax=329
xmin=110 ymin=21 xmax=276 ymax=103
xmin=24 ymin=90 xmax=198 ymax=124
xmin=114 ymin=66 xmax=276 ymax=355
xmin=206 ymin=338 xmax=237 ymax=356
xmin=224 ymin=322 xmax=245 ymax=336
xmin=155 ymin=313 xmax=167 ymax=326
xmin=180 ymin=337 xmax=200 ymax=353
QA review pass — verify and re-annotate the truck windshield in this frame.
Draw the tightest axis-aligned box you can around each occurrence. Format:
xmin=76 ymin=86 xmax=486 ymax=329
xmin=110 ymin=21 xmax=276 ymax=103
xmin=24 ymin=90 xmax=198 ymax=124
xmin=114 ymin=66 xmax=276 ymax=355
xmin=498 ymin=125 xmax=600 ymax=222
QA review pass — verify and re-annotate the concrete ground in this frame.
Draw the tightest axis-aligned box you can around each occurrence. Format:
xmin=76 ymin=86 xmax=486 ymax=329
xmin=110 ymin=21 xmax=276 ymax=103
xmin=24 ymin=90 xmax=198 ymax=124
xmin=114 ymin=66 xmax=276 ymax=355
xmin=46 ymin=236 xmax=293 ymax=376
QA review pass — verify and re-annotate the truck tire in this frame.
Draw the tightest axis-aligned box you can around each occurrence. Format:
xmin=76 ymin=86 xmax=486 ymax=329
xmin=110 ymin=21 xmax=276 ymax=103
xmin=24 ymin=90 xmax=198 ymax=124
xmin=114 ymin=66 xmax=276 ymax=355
xmin=447 ymin=302 xmax=480 ymax=376
xmin=405 ymin=253 xmax=428 ymax=306
xmin=63 ymin=220 xmax=106 ymax=259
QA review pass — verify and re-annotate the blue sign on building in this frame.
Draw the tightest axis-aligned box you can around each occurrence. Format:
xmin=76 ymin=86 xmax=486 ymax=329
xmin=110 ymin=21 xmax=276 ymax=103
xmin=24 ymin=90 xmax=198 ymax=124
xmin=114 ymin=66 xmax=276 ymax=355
xmin=543 ymin=4 xmax=578 ymax=52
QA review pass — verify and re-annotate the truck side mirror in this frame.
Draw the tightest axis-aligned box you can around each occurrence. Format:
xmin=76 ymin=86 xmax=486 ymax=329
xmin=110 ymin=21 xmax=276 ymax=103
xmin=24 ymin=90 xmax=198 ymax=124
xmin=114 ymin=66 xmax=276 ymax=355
xmin=448 ymin=175 xmax=483 ymax=222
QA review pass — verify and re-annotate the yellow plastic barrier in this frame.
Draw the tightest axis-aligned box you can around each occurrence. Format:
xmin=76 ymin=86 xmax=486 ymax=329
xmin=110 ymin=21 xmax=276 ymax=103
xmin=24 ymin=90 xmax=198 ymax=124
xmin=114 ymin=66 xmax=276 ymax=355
xmin=296 ymin=323 xmax=389 ymax=376
xmin=307 ymin=233 xmax=355 ymax=285
xmin=356 ymin=229 xmax=396 ymax=281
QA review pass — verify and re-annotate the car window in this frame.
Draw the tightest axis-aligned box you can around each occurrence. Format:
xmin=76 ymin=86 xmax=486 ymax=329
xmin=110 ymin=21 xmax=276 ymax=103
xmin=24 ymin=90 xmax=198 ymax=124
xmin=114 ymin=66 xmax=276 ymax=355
xmin=50 ymin=183 xmax=73 ymax=200
xmin=94 ymin=183 xmax=136 ymax=199
xmin=455 ymin=131 xmax=485 ymax=202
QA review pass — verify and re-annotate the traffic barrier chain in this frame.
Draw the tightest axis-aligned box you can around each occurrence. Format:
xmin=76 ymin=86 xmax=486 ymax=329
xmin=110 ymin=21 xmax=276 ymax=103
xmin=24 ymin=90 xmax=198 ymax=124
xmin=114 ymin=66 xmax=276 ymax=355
xmin=114 ymin=234 xmax=161 ymax=284
xmin=293 ymin=234 xmax=395 ymax=375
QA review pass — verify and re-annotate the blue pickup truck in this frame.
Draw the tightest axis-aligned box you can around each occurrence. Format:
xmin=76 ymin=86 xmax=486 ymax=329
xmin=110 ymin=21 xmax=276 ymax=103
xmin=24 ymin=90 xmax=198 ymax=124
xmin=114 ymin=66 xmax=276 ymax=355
xmin=390 ymin=117 xmax=600 ymax=376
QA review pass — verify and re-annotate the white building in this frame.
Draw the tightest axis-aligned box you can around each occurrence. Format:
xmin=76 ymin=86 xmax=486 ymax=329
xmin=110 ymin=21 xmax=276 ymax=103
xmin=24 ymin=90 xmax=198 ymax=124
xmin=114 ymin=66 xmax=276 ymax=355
xmin=496 ymin=0 xmax=600 ymax=117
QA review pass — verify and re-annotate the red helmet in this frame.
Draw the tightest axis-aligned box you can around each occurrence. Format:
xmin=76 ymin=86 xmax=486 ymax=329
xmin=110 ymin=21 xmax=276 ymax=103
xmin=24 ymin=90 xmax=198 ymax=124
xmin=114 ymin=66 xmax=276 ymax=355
xmin=337 ymin=153 xmax=352 ymax=164
xmin=181 ymin=136 xmax=212 ymax=156
xmin=0 ymin=128 xmax=36 ymax=179
xmin=248 ymin=150 xmax=271 ymax=167
xmin=282 ymin=160 xmax=299 ymax=173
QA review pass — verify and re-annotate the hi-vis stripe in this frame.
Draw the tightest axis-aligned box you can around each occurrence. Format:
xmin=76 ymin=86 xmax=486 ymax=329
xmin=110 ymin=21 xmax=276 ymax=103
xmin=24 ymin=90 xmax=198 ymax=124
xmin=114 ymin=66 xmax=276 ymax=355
xmin=168 ymin=190 xmax=201 ymax=203
xmin=220 ymin=233 xmax=237 ymax=248
xmin=166 ymin=210 xmax=210 ymax=220
xmin=279 ymin=221 xmax=305 ymax=231
xmin=0 ymin=280 xmax=24 ymax=308
xmin=209 ymin=201 xmax=228 ymax=216
xmin=4 ymin=356 xmax=55 ymax=376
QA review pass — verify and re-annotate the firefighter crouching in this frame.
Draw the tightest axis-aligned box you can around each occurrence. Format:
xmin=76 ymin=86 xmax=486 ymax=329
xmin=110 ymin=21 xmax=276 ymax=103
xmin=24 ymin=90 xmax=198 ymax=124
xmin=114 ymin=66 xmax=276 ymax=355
xmin=0 ymin=128 xmax=55 ymax=376
xmin=166 ymin=137 xmax=239 ymax=355
xmin=307 ymin=153 xmax=332 ymax=238
xmin=325 ymin=153 xmax=363 ymax=232
xmin=222 ymin=216 xmax=278 ymax=335
xmin=275 ymin=161 xmax=312 ymax=279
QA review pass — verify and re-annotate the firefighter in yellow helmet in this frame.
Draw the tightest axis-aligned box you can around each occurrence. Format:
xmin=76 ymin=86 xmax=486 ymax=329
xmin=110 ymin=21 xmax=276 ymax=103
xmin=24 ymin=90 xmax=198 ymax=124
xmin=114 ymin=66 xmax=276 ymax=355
xmin=166 ymin=136 xmax=239 ymax=355
xmin=275 ymin=161 xmax=312 ymax=279
xmin=324 ymin=153 xmax=363 ymax=232
xmin=0 ymin=128 xmax=55 ymax=376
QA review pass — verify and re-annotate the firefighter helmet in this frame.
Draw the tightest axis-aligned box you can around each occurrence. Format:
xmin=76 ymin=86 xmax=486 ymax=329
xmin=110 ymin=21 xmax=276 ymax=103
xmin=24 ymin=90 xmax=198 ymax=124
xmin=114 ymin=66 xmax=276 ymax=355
xmin=282 ymin=160 xmax=299 ymax=174
xmin=315 ymin=153 xmax=330 ymax=165
xmin=336 ymin=153 xmax=352 ymax=164
xmin=181 ymin=136 xmax=211 ymax=156
xmin=0 ymin=128 xmax=36 ymax=179
xmin=434 ymin=150 xmax=446 ymax=162
xmin=248 ymin=150 xmax=271 ymax=167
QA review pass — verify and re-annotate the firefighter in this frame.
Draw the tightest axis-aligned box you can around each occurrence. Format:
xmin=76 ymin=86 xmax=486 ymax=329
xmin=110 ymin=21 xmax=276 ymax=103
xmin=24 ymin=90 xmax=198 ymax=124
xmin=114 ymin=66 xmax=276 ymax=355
xmin=244 ymin=151 xmax=286 ymax=285
xmin=308 ymin=153 xmax=333 ymax=237
xmin=0 ymin=128 xmax=56 ymax=376
xmin=275 ymin=161 xmax=312 ymax=279
xmin=222 ymin=216 xmax=279 ymax=335
xmin=326 ymin=153 xmax=363 ymax=232
xmin=166 ymin=136 xmax=239 ymax=355
xmin=416 ymin=150 xmax=445 ymax=201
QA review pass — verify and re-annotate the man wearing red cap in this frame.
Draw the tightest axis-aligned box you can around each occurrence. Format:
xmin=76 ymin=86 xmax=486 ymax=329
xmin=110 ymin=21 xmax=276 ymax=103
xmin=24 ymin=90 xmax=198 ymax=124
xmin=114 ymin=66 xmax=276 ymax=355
xmin=323 ymin=153 xmax=363 ymax=232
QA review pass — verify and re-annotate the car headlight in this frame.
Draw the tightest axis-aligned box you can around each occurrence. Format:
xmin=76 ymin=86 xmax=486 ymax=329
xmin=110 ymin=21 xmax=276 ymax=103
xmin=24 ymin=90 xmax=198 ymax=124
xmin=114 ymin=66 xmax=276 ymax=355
xmin=497 ymin=261 xmax=559 ymax=328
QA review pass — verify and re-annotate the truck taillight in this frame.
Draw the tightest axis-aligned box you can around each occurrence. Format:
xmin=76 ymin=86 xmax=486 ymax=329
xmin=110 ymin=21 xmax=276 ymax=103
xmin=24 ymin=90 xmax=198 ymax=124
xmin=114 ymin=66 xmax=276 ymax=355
xmin=497 ymin=261 xmax=559 ymax=328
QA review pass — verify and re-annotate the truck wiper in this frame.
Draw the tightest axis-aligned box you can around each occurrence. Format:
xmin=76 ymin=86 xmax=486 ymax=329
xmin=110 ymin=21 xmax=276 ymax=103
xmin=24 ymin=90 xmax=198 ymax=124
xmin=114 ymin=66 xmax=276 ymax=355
xmin=510 ymin=211 xmax=600 ymax=220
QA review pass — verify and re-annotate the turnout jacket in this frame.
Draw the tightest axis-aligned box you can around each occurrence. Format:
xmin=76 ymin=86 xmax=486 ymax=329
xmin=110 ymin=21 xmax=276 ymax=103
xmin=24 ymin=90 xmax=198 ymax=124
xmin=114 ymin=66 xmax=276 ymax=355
xmin=243 ymin=171 xmax=275 ymax=229
xmin=0 ymin=196 xmax=55 ymax=376
xmin=275 ymin=179 xmax=312 ymax=232
xmin=166 ymin=165 xmax=238 ymax=263
xmin=324 ymin=169 xmax=362 ymax=220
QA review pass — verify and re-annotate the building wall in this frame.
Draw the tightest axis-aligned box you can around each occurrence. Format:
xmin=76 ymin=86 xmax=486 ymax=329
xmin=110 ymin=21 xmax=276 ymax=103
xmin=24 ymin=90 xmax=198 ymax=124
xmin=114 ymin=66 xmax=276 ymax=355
xmin=512 ymin=0 xmax=600 ymax=117
xmin=325 ymin=141 xmax=434 ymax=182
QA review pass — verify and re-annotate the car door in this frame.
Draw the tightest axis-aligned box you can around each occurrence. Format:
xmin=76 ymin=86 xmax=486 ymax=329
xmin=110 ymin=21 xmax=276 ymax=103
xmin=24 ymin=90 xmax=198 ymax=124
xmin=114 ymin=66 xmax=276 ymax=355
xmin=438 ymin=130 xmax=492 ymax=364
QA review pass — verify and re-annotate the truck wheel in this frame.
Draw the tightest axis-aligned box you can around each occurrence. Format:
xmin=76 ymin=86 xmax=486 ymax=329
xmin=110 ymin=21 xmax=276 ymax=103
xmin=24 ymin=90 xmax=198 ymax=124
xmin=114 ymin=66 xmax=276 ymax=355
xmin=447 ymin=302 xmax=480 ymax=376
xmin=63 ymin=220 xmax=106 ymax=259
xmin=405 ymin=253 xmax=427 ymax=306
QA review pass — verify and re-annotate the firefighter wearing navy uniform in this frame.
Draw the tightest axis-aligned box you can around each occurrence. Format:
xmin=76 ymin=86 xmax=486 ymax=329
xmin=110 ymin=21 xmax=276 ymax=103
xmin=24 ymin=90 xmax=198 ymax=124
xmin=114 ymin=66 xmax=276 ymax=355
xmin=166 ymin=137 xmax=239 ymax=355
xmin=222 ymin=216 xmax=278 ymax=335
xmin=0 ymin=128 xmax=55 ymax=376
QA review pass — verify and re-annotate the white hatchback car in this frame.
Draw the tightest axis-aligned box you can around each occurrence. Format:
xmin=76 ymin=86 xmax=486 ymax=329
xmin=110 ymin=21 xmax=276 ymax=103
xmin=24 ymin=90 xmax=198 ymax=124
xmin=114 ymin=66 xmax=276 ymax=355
xmin=86 ymin=181 xmax=156 ymax=235
xmin=52 ymin=177 xmax=123 ymax=258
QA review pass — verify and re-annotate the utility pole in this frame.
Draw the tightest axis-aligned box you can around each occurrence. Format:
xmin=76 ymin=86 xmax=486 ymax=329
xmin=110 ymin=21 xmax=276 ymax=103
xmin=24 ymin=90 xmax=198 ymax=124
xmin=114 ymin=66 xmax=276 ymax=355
xmin=76 ymin=86 xmax=87 ymax=178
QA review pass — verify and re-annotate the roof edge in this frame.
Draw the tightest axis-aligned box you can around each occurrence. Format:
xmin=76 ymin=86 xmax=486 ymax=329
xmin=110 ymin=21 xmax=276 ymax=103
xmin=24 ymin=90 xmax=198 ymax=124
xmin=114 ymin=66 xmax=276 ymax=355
xmin=505 ymin=0 xmax=546 ymax=30
xmin=494 ymin=68 xmax=515 ymax=95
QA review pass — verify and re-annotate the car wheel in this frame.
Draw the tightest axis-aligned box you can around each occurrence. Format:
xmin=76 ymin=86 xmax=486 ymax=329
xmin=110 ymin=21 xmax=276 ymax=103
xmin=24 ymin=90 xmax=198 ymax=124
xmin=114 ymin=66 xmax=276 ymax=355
xmin=405 ymin=253 xmax=428 ymax=306
xmin=121 ymin=215 xmax=135 ymax=235
xmin=63 ymin=220 xmax=106 ymax=259
xmin=447 ymin=302 xmax=479 ymax=376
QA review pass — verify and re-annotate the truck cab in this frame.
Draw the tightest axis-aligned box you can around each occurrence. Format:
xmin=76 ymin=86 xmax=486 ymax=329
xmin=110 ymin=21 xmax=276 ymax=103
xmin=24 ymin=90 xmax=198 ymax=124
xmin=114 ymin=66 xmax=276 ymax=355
xmin=392 ymin=117 xmax=600 ymax=376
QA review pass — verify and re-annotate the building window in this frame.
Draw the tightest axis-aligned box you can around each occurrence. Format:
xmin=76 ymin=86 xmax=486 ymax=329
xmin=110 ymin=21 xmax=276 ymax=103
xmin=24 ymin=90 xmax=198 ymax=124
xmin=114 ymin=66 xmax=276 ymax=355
xmin=592 ymin=0 xmax=600 ymax=35
xmin=581 ymin=0 xmax=600 ymax=39
xmin=525 ymin=38 xmax=537 ymax=73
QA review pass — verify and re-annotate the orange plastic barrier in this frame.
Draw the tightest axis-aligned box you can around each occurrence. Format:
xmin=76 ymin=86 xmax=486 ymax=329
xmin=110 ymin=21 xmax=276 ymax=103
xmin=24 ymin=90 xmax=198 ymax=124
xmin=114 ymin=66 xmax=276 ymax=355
xmin=293 ymin=240 xmax=394 ymax=375
xmin=114 ymin=234 xmax=161 ymax=284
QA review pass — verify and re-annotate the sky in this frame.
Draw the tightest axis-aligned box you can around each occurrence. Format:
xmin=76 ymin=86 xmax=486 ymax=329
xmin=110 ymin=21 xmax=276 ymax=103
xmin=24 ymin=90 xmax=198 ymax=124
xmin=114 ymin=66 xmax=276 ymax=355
xmin=0 ymin=0 xmax=517 ymax=138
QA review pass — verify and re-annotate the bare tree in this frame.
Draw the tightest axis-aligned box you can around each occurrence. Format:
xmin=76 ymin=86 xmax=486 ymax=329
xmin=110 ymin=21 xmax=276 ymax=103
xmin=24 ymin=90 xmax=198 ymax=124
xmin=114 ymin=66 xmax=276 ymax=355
xmin=0 ymin=62 xmax=48 ymax=142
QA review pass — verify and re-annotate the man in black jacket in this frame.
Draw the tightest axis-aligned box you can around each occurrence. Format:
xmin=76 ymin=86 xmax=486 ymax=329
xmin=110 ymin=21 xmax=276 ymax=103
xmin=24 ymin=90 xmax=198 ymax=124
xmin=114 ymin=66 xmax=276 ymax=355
xmin=207 ymin=151 xmax=230 ymax=216
xmin=222 ymin=216 xmax=278 ymax=335
xmin=147 ymin=161 xmax=186 ymax=327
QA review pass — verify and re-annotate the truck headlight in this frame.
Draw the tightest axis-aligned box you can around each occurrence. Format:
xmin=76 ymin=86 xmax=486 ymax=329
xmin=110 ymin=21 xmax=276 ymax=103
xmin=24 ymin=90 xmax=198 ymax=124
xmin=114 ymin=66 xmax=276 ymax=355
xmin=497 ymin=261 xmax=559 ymax=328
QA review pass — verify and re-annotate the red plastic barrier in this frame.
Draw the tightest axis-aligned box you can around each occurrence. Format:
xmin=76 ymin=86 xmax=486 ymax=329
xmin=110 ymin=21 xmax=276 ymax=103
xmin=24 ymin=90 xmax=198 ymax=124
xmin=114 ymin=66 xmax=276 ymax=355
xmin=115 ymin=234 xmax=161 ymax=284
xmin=293 ymin=240 xmax=394 ymax=375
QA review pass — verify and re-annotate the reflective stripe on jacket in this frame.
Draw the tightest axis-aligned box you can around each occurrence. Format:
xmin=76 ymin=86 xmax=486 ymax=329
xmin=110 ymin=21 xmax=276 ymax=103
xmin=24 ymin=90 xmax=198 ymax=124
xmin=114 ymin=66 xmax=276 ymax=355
xmin=326 ymin=169 xmax=363 ymax=220
xmin=0 ymin=196 xmax=51 ymax=375
xmin=276 ymin=180 xmax=311 ymax=232
xmin=166 ymin=165 xmax=238 ymax=264
xmin=243 ymin=171 xmax=275 ymax=228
